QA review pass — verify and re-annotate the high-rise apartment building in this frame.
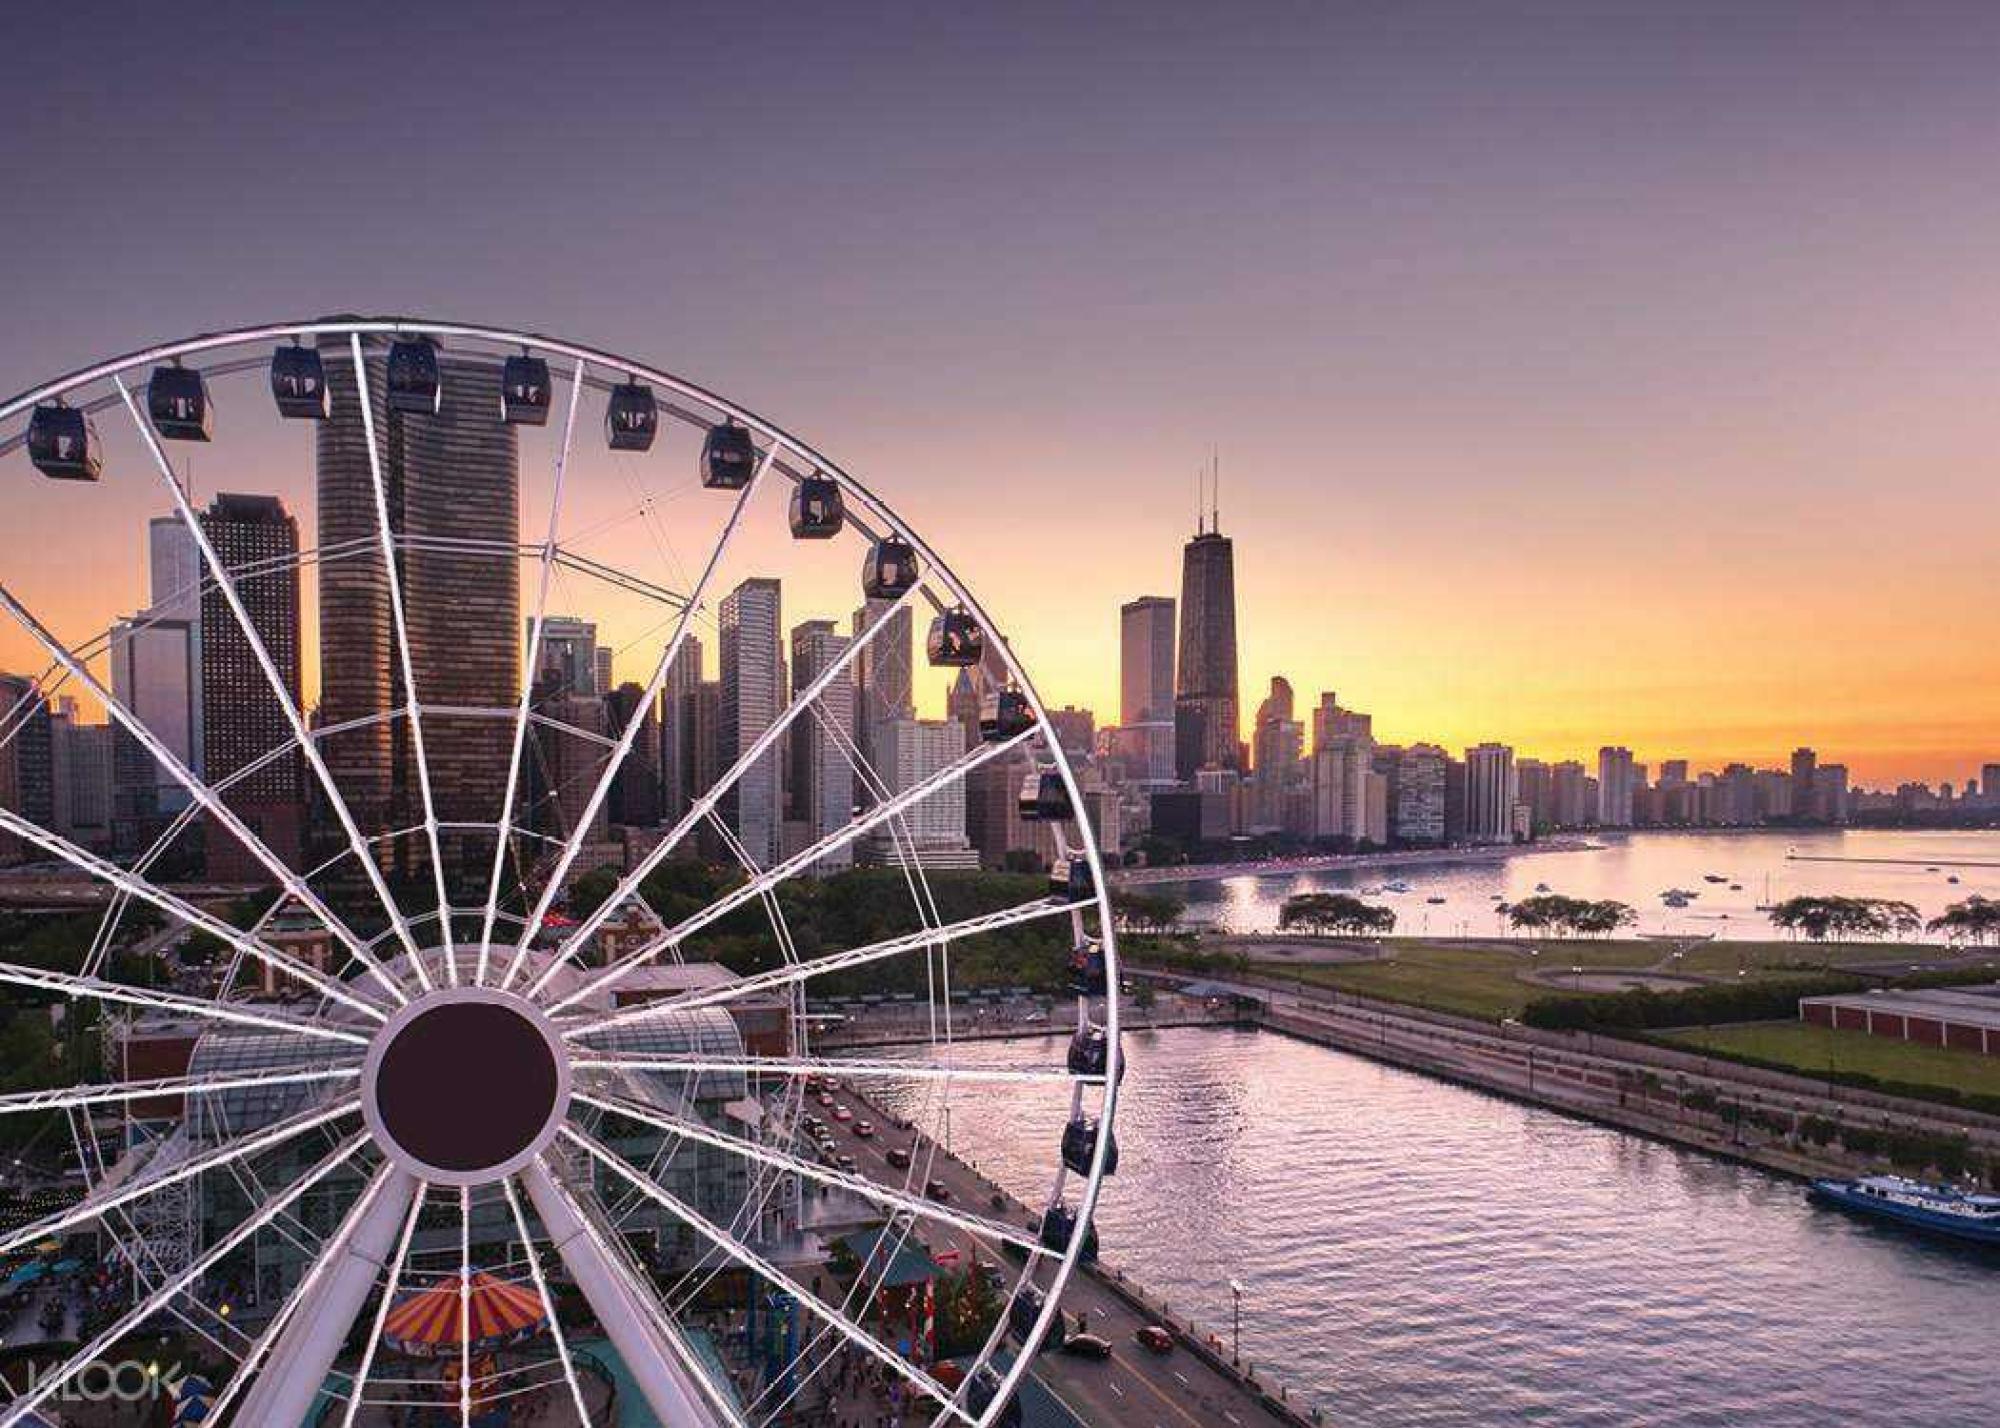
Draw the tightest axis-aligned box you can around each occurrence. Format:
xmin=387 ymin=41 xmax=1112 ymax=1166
xmin=1250 ymin=677 xmax=1304 ymax=833
xmin=605 ymin=682 xmax=661 ymax=829
xmin=788 ymin=620 xmax=856 ymax=872
xmin=1464 ymin=742 xmax=1518 ymax=845
xmin=720 ymin=579 xmax=784 ymax=867
xmin=1173 ymin=520 xmax=1238 ymax=779
xmin=1596 ymin=746 xmax=1635 ymax=828
xmin=852 ymin=598 xmax=913 ymax=787
xmin=198 ymin=494 xmax=303 ymax=874
xmin=536 ymin=617 xmax=610 ymax=698
xmin=860 ymin=718 xmax=977 ymax=869
xmin=1119 ymin=596 xmax=1177 ymax=784
xmin=0 ymin=675 xmax=54 ymax=864
xmin=659 ymin=634 xmax=704 ymax=823
xmin=1392 ymin=743 xmax=1450 ymax=845
xmin=319 ymin=340 xmax=519 ymax=881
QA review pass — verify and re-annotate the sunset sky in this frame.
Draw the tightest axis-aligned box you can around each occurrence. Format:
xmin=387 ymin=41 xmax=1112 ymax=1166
xmin=2 ymin=2 xmax=1996 ymax=786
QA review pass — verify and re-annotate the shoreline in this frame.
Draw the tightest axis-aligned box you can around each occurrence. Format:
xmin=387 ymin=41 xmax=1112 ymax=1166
xmin=1111 ymin=838 xmax=1602 ymax=889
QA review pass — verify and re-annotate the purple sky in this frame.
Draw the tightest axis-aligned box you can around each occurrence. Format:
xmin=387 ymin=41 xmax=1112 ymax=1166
xmin=4 ymin=2 xmax=1998 ymax=783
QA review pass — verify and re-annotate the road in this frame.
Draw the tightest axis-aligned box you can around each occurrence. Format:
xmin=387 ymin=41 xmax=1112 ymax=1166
xmin=819 ymin=1083 xmax=1305 ymax=1428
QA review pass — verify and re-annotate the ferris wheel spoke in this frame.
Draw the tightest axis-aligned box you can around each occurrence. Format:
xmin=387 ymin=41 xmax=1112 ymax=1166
xmin=0 ymin=1063 xmax=358 ymax=1116
xmin=207 ymin=1158 xmax=410 ymax=1425
xmin=520 ymin=1151 xmax=751 ymax=1427
xmin=500 ymin=1175 xmax=595 ymax=1428
xmin=0 ymin=1095 xmax=361 ymax=1259
xmin=0 ymin=804 xmax=391 ymax=1022
xmin=110 ymin=372 xmax=434 ymax=988
xmin=0 ymin=583 xmax=411 ymax=1007
xmin=0 ymin=956 xmax=369 ymax=1045
xmin=475 ymin=357 xmax=587 ymax=982
xmin=550 ymin=725 xmax=1037 ymax=1014
xmin=560 ymin=1124 xmax=976 ymax=1425
xmin=562 ymin=896 xmax=1089 ymax=1041
xmin=340 ymin=1180 xmax=428 ymax=1428
xmin=501 ymin=445 xmax=776 ymax=988
xmin=520 ymin=580 xmax=930 ymax=1000
xmin=349 ymin=335 xmax=459 ymax=981
xmin=0 ymin=1132 xmax=370 ymax=1428
xmin=572 ymin=1052 xmax=1094 ymax=1088
xmin=572 ymin=1087 xmax=1045 ymax=1254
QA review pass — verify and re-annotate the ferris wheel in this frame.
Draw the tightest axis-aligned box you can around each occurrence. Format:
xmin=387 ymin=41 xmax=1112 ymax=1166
xmin=0 ymin=318 xmax=1122 ymax=1427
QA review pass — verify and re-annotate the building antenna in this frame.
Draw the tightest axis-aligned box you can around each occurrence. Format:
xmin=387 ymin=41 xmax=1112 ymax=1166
xmin=1211 ymin=444 xmax=1220 ymax=533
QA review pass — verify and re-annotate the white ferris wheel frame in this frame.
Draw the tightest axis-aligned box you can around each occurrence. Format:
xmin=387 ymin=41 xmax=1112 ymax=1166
xmin=0 ymin=317 xmax=1124 ymax=1428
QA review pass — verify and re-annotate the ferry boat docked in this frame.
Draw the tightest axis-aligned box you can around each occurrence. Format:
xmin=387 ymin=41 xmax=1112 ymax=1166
xmin=1809 ymin=1175 xmax=2000 ymax=1246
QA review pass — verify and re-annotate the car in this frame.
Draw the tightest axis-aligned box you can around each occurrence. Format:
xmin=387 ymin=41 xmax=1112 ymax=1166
xmin=1060 ymin=1333 xmax=1113 ymax=1361
xmin=853 ymin=1121 xmax=875 ymax=1138
xmin=822 ymin=1078 xmax=842 ymax=1092
xmin=832 ymin=1105 xmax=853 ymax=1122
xmin=886 ymin=1146 xmax=913 ymax=1170
xmin=817 ymin=1093 xmax=835 ymax=1107
xmin=925 ymin=1180 xmax=952 ymax=1203
xmin=1135 ymin=1325 xmax=1174 ymax=1355
xmin=837 ymin=1154 xmax=857 ymax=1172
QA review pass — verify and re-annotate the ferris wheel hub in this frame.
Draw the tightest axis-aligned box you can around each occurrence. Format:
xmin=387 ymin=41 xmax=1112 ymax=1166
xmin=360 ymin=984 xmax=572 ymax=1185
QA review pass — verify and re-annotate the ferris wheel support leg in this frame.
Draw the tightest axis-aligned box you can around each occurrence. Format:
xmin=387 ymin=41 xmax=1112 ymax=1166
xmin=234 ymin=1168 xmax=420 ymax=1428
xmin=520 ymin=1156 xmax=737 ymax=1428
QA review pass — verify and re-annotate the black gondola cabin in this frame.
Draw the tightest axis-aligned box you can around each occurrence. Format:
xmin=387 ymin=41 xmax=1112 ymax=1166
xmin=26 ymin=404 xmax=100 ymax=481
xmin=269 ymin=345 xmax=329 ymax=420
xmin=385 ymin=339 xmax=442 ymax=415
xmin=701 ymin=422 xmax=757 ymax=488
xmin=607 ymin=380 xmax=658 ymax=451
xmin=788 ymin=476 xmax=844 ymax=538
xmin=147 ymin=365 xmax=212 ymax=442
xmin=500 ymin=354 xmax=551 ymax=425
xmin=925 ymin=610 xmax=983 ymax=667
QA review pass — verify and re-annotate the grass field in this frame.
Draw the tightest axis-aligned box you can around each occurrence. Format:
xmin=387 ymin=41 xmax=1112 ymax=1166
xmin=1665 ymin=1020 xmax=2000 ymax=1098
xmin=1240 ymin=936 xmax=1986 ymax=1025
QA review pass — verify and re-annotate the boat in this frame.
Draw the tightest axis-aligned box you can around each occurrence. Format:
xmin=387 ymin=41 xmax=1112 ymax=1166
xmin=1533 ymin=882 xmax=1551 ymax=894
xmin=1425 ymin=895 xmax=1446 ymax=905
xmin=1809 ymin=1175 xmax=2000 ymax=1246
xmin=1728 ymin=884 xmax=1743 ymax=891
xmin=1948 ymin=875 xmax=1962 ymax=885
xmin=1382 ymin=880 xmax=1412 ymax=894
xmin=1703 ymin=874 xmax=1728 ymax=884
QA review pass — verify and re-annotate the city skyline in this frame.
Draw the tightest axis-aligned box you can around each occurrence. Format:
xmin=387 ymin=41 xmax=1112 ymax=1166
xmin=4 ymin=6 xmax=1999 ymax=785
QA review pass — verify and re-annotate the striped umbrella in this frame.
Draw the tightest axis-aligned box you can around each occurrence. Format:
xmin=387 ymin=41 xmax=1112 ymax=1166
xmin=383 ymin=1272 xmax=547 ymax=1357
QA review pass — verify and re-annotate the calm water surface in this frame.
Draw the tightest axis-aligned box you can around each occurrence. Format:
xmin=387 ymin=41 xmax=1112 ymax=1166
xmin=1158 ymin=829 xmax=2000 ymax=939
xmin=861 ymin=1027 xmax=1996 ymax=1427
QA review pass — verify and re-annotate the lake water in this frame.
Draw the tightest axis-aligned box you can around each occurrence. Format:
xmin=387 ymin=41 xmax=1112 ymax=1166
xmin=1151 ymin=829 xmax=2000 ymax=939
xmin=858 ymin=1026 xmax=1997 ymax=1427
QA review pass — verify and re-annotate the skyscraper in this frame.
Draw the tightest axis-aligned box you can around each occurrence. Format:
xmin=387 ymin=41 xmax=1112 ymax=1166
xmin=605 ymin=682 xmax=661 ymax=828
xmin=720 ymin=579 xmax=784 ymax=867
xmin=1173 ymin=518 xmax=1238 ymax=780
xmin=198 ymin=494 xmax=303 ymax=875
xmin=851 ymin=598 xmax=913 ymax=787
xmin=537 ymin=617 xmax=608 ymax=698
xmin=862 ymin=717 xmax=977 ymax=869
xmin=789 ymin=620 xmax=855 ymax=871
xmin=1597 ymin=746 xmax=1635 ymax=828
xmin=1465 ymin=743 xmax=1519 ymax=845
xmin=1250 ymin=676 xmax=1303 ymax=832
xmin=659 ymin=633 xmax=704 ymax=823
xmin=0 ymin=674 xmax=54 ymax=864
xmin=319 ymin=340 xmax=520 ymax=881
xmin=1119 ymin=596 xmax=1176 ymax=783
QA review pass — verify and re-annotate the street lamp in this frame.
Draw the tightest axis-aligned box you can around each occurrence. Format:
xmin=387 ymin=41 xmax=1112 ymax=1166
xmin=1229 ymin=1280 xmax=1245 ymax=1364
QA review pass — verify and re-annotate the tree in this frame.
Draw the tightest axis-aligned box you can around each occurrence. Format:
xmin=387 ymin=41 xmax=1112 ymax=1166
xmin=1279 ymin=892 xmax=1395 ymax=936
xmin=1506 ymin=894 xmax=1634 ymax=937
xmin=1772 ymin=896 xmax=1922 ymax=942
xmin=1928 ymin=896 xmax=2000 ymax=945
xmin=1112 ymin=890 xmax=1186 ymax=935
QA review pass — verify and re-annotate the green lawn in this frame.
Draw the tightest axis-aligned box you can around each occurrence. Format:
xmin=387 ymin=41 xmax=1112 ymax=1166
xmin=1665 ymin=1020 xmax=2000 ymax=1099
xmin=1266 ymin=944 xmax=1542 ymax=1021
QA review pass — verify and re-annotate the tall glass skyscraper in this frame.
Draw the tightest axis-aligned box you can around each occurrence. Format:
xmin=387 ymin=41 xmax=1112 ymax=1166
xmin=1174 ymin=521 xmax=1239 ymax=780
xmin=318 ymin=340 xmax=520 ymax=882
xmin=720 ymin=578 xmax=784 ymax=867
